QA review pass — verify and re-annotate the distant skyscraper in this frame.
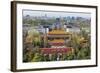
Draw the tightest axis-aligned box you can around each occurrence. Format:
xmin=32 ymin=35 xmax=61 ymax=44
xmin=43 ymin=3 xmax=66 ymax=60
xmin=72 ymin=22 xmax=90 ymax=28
xmin=54 ymin=18 xmax=62 ymax=29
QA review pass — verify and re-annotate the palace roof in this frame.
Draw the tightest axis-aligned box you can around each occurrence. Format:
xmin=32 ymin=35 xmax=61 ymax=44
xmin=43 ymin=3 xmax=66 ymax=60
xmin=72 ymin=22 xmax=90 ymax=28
xmin=48 ymin=29 xmax=71 ymax=35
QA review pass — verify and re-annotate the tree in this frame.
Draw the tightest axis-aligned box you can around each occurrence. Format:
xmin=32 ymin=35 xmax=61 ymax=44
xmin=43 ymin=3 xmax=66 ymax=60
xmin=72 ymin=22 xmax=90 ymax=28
xmin=23 ymin=50 xmax=34 ymax=62
xmin=31 ymin=53 xmax=42 ymax=62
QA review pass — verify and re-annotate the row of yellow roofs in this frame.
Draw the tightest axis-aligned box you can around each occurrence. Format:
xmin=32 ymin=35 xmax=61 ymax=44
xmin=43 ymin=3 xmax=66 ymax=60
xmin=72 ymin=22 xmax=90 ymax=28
xmin=48 ymin=39 xmax=65 ymax=43
xmin=48 ymin=29 xmax=71 ymax=35
xmin=79 ymin=37 xmax=88 ymax=43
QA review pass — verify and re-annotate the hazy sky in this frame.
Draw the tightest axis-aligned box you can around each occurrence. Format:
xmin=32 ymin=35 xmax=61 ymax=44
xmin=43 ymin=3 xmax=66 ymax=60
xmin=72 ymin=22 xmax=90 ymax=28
xmin=23 ymin=10 xmax=91 ymax=19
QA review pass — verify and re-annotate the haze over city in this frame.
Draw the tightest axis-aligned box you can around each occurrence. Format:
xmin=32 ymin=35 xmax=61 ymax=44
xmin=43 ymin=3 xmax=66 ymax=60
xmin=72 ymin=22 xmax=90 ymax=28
xmin=23 ymin=10 xmax=91 ymax=19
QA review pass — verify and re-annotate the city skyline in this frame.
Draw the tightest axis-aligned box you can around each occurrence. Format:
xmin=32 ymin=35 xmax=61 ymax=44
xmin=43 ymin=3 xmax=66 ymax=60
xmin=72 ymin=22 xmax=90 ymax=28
xmin=23 ymin=10 xmax=91 ymax=19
